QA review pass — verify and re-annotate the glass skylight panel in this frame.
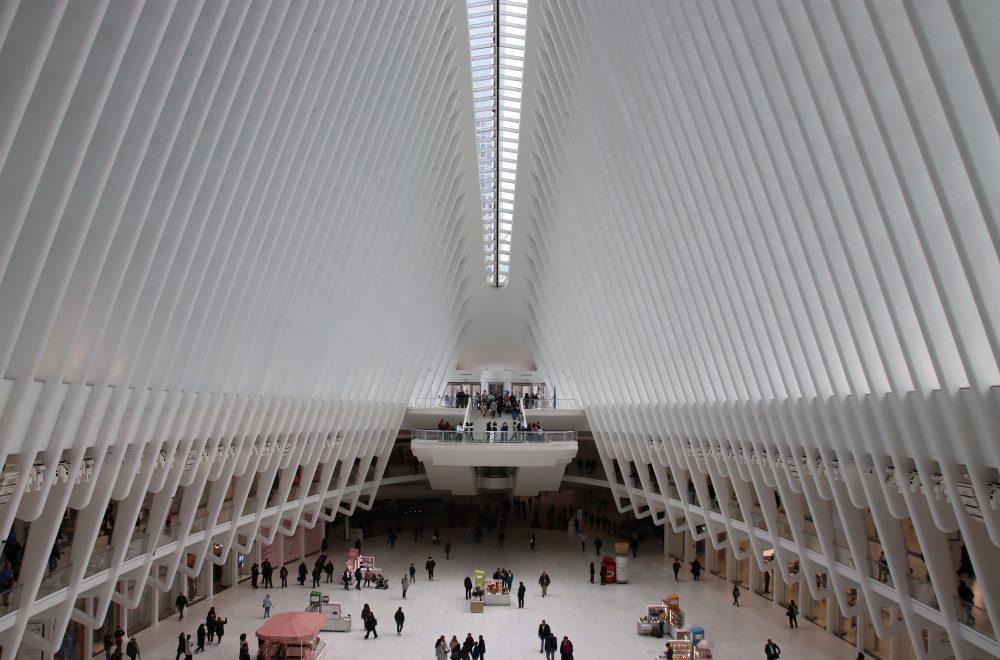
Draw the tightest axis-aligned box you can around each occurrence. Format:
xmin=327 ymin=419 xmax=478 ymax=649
xmin=467 ymin=0 xmax=526 ymax=287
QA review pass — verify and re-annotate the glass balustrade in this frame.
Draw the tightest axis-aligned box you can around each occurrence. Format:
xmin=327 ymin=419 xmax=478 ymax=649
xmin=38 ymin=563 xmax=73 ymax=599
xmin=411 ymin=429 xmax=576 ymax=444
xmin=955 ymin=597 xmax=995 ymax=639
xmin=0 ymin=584 xmax=22 ymax=616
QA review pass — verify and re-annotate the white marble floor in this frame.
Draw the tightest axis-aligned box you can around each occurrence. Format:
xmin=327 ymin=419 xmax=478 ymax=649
xmin=137 ymin=527 xmax=857 ymax=660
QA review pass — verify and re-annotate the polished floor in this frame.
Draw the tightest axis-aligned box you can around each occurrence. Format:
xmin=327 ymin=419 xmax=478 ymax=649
xmin=134 ymin=523 xmax=860 ymax=660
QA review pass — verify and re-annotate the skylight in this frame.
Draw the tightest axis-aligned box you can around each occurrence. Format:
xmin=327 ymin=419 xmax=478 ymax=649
xmin=467 ymin=0 xmax=526 ymax=287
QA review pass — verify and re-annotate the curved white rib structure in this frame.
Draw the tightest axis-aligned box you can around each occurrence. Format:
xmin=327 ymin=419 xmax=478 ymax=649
xmin=0 ymin=0 xmax=481 ymax=652
xmin=515 ymin=1 xmax=1000 ymax=658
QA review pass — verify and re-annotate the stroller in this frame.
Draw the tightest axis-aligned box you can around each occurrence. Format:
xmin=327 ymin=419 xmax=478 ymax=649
xmin=374 ymin=573 xmax=390 ymax=589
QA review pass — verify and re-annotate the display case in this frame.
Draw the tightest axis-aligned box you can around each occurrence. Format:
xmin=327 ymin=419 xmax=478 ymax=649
xmin=660 ymin=638 xmax=694 ymax=660
xmin=483 ymin=580 xmax=510 ymax=606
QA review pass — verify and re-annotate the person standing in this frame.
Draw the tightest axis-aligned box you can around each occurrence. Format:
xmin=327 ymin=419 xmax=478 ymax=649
xmin=214 ymin=615 xmax=226 ymax=646
xmin=672 ymin=559 xmax=681 ymax=581
xmin=279 ymin=565 xmax=288 ymax=588
xmin=580 ymin=533 xmax=586 ymax=553
xmin=262 ymin=594 xmax=272 ymax=618
xmin=196 ymin=624 xmax=206 ymax=653
xmin=297 ymin=562 xmax=307 ymax=586
xmin=205 ymin=608 xmax=216 ymax=643
xmin=401 ymin=574 xmax=409 ymax=599
xmin=539 ymin=571 xmax=551 ymax=597
xmin=182 ymin=634 xmax=193 ymax=660
xmin=464 ymin=575 xmax=473 ymax=599
xmin=238 ymin=635 xmax=250 ymax=660
xmin=589 ymin=562 xmax=595 ymax=584
xmin=476 ymin=634 xmax=486 ymax=660
xmin=958 ymin=580 xmax=975 ymax=624
xmin=426 ymin=556 xmax=436 ymax=580
xmin=518 ymin=581 xmax=526 ymax=608
xmin=593 ymin=537 xmax=602 ymax=556
xmin=787 ymin=600 xmax=799 ymax=628
xmin=632 ymin=538 xmax=639 ymax=558
xmin=732 ymin=583 xmax=741 ymax=607
xmin=544 ymin=632 xmax=557 ymax=660
xmin=175 ymin=633 xmax=185 ymax=660
xmin=445 ymin=541 xmax=452 ymax=559
xmin=394 ymin=607 xmax=404 ymax=635
xmin=250 ymin=562 xmax=259 ymax=589
xmin=764 ymin=638 xmax=781 ymax=660
xmin=690 ymin=559 xmax=702 ymax=581
xmin=558 ymin=636 xmax=574 ymax=660
xmin=261 ymin=559 xmax=273 ymax=588
xmin=409 ymin=562 xmax=417 ymax=583
xmin=175 ymin=593 xmax=188 ymax=620
xmin=599 ymin=564 xmax=606 ymax=585
xmin=529 ymin=533 xmax=536 ymax=551
xmin=537 ymin=620 xmax=551 ymax=653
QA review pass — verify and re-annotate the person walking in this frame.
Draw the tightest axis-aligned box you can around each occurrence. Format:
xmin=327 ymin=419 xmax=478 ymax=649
xmin=401 ymin=574 xmax=409 ymax=599
xmin=196 ymin=624 xmax=206 ymax=653
xmin=518 ymin=581 xmax=526 ymax=608
xmin=262 ymin=594 xmax=272 ymax=618
xmin=732 ymin=583 xmax=740 ymax=607
xmin=672 ymin=559 xmax=681 ymax=581
xmin=445 ymin=541 xmax=452 ymax=559
xmin=125 ymin=637 xmax=140 ymax=660
xmin=279 ymin=565 xmax=288 ymax=588
xmin=764 ymin=638 xmax=781 ymax=660
xmin=175 ymin=633 xmax=185 ymax=660
xmin=558 ymin=636 xmax=574 ymax=660
xmin=593 ymin=537 xmax=602 ymax=556
xmin=175 ymin=593 xmax=188 ymax=620
xmin=537 ymin=620 xmax=551 ymax=653
xmin=589 ymin=562 xmax=595 ymax=584
xmin=297 ymin=562 xmax=307 ymax=586
xmin=409 ymin=562 xmax=417 ymax=583
xmin=539 ymin=571 xmax=551 ymax=597
xmin=580 ymin=533 xmax=586 ymax=553
xmin=787 ymin=600 xmax=799 ymax=628
xmin=394 ymin=607 xmax=404 ymax=635
xmin=363 ymin=609 xmax=378 ymax=639
xmin=182 ymin=634 xmax=193 ymax=660
xmin=690 ymin=559 xmax=702 ymax=580
xmin=464 ymin=575 xmax=473 ymax=599
xmin=544 ymin=632 xmax=557 ymax=660
xmin=426 ymin=556 xmax=436 ymax=580
xmin=238 ymin=635 xmax=250 ymax=660
xmin=354 ymin=566 xmax=363 ymax=590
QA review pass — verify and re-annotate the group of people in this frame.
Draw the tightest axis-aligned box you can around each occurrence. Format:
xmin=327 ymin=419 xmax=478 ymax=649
xmin=249 ymin=559 xmax=283 ymax=589
xmin=167 ymin=607 xmax=227 ymax=660
xmin=476 ymin=391 xmax=522 ymax=420
xmin=537 ymin=621 xmax=575 ymax=660
xmin=435 ymin=633 xmax=486 ymax=660
xmin=101 ymin=628 xmax=139 ymax=660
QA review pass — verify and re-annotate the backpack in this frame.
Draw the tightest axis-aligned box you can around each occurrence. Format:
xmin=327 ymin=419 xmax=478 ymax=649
xmin=471 ymin=644 xmax=481 ymax=659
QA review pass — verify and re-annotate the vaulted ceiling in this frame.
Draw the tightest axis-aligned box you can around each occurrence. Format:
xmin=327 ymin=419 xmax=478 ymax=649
xmin=1 ymin=0 xmax=999 ymax=654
